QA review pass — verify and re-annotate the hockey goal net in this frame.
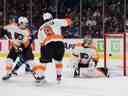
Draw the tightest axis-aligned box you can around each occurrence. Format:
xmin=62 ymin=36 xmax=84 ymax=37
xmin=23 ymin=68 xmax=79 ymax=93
xmin=104 ymin=33 xmax=128 ymax=76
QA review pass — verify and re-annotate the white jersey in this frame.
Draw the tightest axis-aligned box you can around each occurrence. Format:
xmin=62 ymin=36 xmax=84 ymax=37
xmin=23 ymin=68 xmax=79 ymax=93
xmin=3 ymin=23 xmax=25 ymax=40
xmin=38 ymin=18 xmax=68 ymax=45
xmin=3 ymin=24 xmax=30 ymax=47
xmin=73 ymin=47 xmax=97 ymax=65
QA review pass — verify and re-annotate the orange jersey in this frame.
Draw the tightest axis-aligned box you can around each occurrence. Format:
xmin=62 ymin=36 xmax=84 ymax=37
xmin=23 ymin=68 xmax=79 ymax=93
xmin=39 ymin=25 xmax=63 ymax=46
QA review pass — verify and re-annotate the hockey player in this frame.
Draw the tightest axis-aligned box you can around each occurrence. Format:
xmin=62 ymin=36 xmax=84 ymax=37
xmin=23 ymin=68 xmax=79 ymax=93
xmin=2 ymin=16 xmax=34 ymax=80
xmin=33 ymin=12 xmax=72 ymax=82
xmin=2 ymin=16 xmax=21 ymax=75
xmin=72 ymin=36 xmax=108 ymax=78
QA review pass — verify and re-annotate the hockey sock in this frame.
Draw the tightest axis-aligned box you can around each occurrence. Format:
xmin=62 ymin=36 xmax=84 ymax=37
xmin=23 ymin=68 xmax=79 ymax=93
xmin=4 ymin=59 xmax=14 ymax=74
xmin=55 ymin=63 xmax=63 ymax=80
xmin=11 ymin=58 xmax=24 ymax=73
xmin=25 ymin=64 xmax=31 ymax=72
xmin=4 ymin=64 xmax=13 ymax=74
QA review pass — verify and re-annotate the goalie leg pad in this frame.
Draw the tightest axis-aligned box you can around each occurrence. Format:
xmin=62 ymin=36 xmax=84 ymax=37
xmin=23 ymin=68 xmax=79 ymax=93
xmin=96 ymin=67 xmax=109 ymax=77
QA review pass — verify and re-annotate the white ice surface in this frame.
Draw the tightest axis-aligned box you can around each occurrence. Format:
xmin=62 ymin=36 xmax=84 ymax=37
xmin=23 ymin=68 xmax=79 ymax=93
xmin=0 ymin=60 xmax=128 ymax=96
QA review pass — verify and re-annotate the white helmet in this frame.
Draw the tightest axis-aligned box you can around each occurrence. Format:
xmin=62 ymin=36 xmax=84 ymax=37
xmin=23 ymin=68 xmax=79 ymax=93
xmin=43 ymin=12 xmax=53 ymax=21
xmin=18 ymin=16 xmax=29 ymax=25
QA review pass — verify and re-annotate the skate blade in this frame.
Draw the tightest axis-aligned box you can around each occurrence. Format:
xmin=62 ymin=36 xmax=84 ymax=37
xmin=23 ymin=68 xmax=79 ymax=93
xmin=56 ymin=79 xmax=62 ymax=84
xmin=2 ymin=77 xmax=10 ymax=81
xmin=34 ymin=79 xmax=47 ymax=86
xmin=2 ymin=74 xmax=12 ymax=81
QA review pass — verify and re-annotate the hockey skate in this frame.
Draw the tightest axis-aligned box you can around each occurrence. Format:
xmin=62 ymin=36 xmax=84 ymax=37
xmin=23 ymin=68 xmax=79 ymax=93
xmin=34 ymin=76 xmax=47 ymax=86
xmin=73 ymin=68 xmax=80 ymax=78
xmin=2 ymin=71 xmax=18 ymax=80
xmin=56 ymin=74 xmax=62 ymax=84
xmin=32 ymin=71 xmax=46 ymax=85
xmin=35 ymin=76 xmax=45 ymax=83
xmin=25 ymin=64 xmax=32 ymax=73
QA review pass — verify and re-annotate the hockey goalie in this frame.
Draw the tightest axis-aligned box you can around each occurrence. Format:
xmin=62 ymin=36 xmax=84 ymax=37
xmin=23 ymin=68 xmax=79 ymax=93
xmin=72 ymin=36 xmax=109 ymax=78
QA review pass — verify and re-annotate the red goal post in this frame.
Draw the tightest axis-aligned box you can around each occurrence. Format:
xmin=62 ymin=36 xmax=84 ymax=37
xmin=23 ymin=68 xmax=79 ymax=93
xmin=104 ymin=32 xmax=128 ymax=76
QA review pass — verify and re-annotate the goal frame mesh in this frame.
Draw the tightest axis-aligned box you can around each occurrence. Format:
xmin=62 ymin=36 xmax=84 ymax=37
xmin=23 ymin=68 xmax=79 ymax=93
xmin=104 ymin=33 xmax=127 ymax=76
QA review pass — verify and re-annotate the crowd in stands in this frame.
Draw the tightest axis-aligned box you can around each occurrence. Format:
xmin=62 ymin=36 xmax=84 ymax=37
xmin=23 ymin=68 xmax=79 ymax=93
xmin=0 ymin=0 xmax=127 ymax=38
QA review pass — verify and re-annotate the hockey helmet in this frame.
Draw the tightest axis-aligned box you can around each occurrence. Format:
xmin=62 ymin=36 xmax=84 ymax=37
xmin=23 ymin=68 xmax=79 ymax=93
xmin=18 ymin=16 xmax=29 ymax=25
xmin=83 ymin=36 xmax=93 ymax=46
xmin=43 ymin=12 xmax=53 ymax=21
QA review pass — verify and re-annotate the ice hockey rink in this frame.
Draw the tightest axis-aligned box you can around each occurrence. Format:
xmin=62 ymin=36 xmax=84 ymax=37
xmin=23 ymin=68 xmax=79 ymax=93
xmin=0 ymin=59 xmax=128 ymax=96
